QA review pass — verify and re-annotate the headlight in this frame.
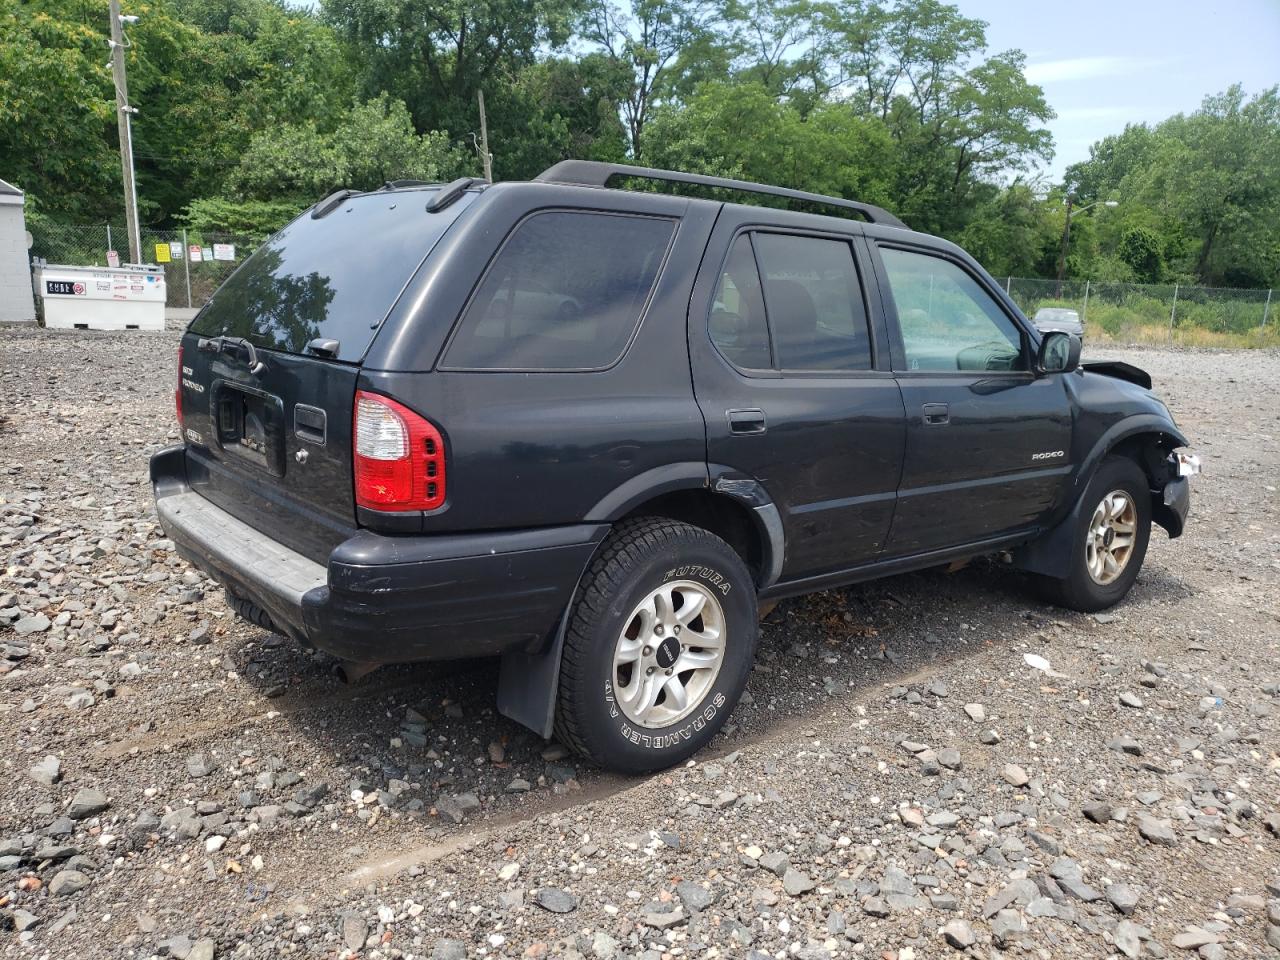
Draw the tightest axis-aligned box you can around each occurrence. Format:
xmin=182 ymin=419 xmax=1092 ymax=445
xmin=1173 ymin=451 xmax=1201 ymax=477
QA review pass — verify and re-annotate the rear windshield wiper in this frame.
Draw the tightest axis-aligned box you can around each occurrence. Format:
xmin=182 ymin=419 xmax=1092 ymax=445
xmin=198 ymin=335 xmax=266 ymax=375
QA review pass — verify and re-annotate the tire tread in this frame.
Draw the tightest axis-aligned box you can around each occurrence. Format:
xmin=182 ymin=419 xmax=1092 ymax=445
xmin=553 ymin=517 xmax=737 ymax=765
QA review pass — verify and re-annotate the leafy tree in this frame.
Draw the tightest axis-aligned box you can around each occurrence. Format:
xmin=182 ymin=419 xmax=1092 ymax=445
xmin=580 ymin=0 xmax=713 ymax=156
xmin=642 ymin=80 xmax=895 ymax=205
xmin=1147 ymin=86 xmax=1279 ymax=286
xmin=225 ymin=95 xmax=471 ymax=203
xmin=485 ymin=55 xmax=631 ymax=178
xmin=323 ymin=0 xmax=580 ymax=149
xmin=1067 ymin=85 xmax=1280 ymax=286
xmin=181 ymin=196 xmax=304 ymax=239
xmin=956 ymin=183 xmax=1055 ymax=278
xmin=800 ymin=0 xmax=1054 ymax=233
xmin=0 ymin=0 xmax=117 ymax=220
xmin=1117 ymin=226 xmax=1165 ymax=283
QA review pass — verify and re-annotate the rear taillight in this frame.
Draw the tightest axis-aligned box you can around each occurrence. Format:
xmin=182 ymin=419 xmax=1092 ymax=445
xmin=176 ymin=343 xmax=184 ymax=430
xmin=353 ymin=391 xmax=446 ymax=511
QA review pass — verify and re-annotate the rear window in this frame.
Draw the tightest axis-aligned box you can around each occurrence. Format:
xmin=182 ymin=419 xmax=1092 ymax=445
xmin=441 ymin=211 xmax=675 ymax=371
xmin=190 ymin=190 xmax=474 ymax=363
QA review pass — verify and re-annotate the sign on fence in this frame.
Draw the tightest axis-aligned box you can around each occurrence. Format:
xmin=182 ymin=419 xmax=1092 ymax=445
xmin=154 ymin=243 xmax=170 ymax=263
xmin=212 ymin=243 xmax=235 ymax=262
xmin=188 ymin=244 xmax=202 ymax=263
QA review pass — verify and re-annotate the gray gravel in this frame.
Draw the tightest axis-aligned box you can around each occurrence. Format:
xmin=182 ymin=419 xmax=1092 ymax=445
xmin=1 ymin=326 xmax=1278 ymax=958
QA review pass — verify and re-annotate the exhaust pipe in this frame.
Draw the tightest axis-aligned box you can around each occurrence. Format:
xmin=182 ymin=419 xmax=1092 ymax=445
xmin=333 ymin=660 xmax=380 ymax=684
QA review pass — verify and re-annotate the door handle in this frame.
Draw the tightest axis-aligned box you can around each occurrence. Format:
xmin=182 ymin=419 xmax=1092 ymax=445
xmin=727 ymin=408 xmax=767 ymax=435
xmin=922 ymin=402 xmax=950 ymax=426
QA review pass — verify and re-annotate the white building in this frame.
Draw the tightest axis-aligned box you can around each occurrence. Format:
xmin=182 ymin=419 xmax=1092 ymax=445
xmin=0 ymin=178 xmax=36 ymax=323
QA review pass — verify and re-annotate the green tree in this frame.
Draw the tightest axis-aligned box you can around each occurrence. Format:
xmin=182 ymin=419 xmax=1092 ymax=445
xmin=486 ymin=55 xmax=631 ymax=179
xmin=642 ymin=80 xmax=895 ymax=205
xmin=804 ymin=0 xmax=1053 ymax=233
xmin=1147 ymin=86 xmax=1279 ymax=286
xmin=225 ymin=95 xmax=470 ymax=203
xmin=580 ymin=0 xmax=713 ymax=156
xmin=181 ymin=196 xmax=304 ymax=239
xmin=0 ymin=0 xmax=117 ymax=220
xmin=323 ymin=0 xmax=580 ymax=151
xmin=1067 ymin=85 xmax=1280 ymax=286
xmin=956 ymin=183 xmax=1056 ymax=278
xmin=1116 ymin=226 xmax=1165 ymax=283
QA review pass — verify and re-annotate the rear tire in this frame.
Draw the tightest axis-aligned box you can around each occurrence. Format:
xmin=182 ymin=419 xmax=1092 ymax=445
xmin=554 ymin=518 xmax=757 ymax=773
xmin=1038 ymin=456 xmax=1151 ymax=612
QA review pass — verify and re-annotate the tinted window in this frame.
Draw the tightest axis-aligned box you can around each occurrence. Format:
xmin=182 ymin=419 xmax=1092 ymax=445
xmin=880 ymin=248 xmax=1025 ymax=372
xmin=444 ymin=211 xmax=674 ymax=370
xmin=710 ymin=234 xmax=771 ymax=369
xmin=752 ymin=233 xmax=871 ymax=371
xmin=191 ymin=191 xmax=474 ymax=362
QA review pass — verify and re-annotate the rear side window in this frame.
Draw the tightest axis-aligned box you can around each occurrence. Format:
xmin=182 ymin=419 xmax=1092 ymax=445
xmin=710 ymin=235 xmax=772 ymax=369
xmin=190 ymin=191 xmax=474 ymax=363
xmin=443 ymin=211 xmax=675 ymax=370
xmin=752 ymin=233 xmax=872 ymax=371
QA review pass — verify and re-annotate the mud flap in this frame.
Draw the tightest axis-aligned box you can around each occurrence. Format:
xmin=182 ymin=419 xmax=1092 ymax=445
xmin=496 ymin=604 xmax=572 ymax=740
xmin=1009 ymin=498 xmax=1083 ymax=579
xmin=1013 ymin=478 xmax=1189 ymax=579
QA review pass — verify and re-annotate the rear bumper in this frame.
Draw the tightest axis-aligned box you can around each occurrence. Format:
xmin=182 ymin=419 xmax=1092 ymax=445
xmin=150 ymin=445 xmax=607 ymax=663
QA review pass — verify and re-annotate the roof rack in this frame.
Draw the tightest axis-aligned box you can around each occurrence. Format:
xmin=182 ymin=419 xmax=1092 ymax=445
xmin=425 ymin=177 xmax=482 ymax=213
xmin=536 ymin=160 xmax=907 ymax=229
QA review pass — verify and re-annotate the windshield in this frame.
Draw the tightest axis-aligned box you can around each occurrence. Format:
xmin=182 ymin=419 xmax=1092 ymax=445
xmin=190 ymin=190 xmax=475 ymax=362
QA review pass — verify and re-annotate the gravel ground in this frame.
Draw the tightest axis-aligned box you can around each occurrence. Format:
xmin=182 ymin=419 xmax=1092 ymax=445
xmin=1 ymin=326 xmax=1278 ymax=960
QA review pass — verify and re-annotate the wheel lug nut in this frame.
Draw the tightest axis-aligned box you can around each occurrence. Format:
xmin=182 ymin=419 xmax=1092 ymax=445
xmin=646 ymin=666 xmax=655 ymax=675
xmin=655 ymin=626 xmax=664 ymax=636
xmin=642 ymin=646 xmax=652 ymax=656
xmin=665 ymin=668 xmax=673 ymax=676
xmin=673 ymin=625 xmax=681 ymax=634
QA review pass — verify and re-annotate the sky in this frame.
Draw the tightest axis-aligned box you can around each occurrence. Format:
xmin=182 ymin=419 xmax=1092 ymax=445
xmin=958 ymin=0 xmax=1280 ymax=182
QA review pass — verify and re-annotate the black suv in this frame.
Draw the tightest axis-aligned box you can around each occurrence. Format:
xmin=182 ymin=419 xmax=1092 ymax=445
xmin=151 ymin=162 xmax=1197 ymax=773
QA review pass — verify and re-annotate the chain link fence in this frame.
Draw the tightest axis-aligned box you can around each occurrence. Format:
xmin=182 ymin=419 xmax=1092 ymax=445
xmin=28 ymin=222 xmax=257 ymax=309
xmin=1003 ymin=277 xmax=1276 ymax=348
xmin=22 ymin=221 xmax=1280 ymax=346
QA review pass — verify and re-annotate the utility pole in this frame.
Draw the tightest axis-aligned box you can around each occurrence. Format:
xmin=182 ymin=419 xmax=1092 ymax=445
xmin=477 ymin=90 xmax=493 ymax=183
xmin=109 ymin=0 xmax=142 ymax=264
xmin=1055 ymin=195 xmax=1073 ymax=298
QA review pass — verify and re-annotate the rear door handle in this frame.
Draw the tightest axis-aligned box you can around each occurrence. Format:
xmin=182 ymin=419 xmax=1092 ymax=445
xmin=727 ymin=408 xmax=767 ymax=435
xmin=922 ymin=402 xmax=950 ymax=426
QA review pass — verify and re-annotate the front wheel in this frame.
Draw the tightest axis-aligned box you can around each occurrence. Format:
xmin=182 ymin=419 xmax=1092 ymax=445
xmin=554 ymin=518 xmax=757 ymax=773
xmin=1038 ymin=456 xmax=1152 ymax=612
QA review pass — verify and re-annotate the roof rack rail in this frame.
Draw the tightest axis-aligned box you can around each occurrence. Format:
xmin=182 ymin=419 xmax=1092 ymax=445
xmin=536 ymin=160 xmax=907 ymax=229
xmin=426 ymin=176 xmax=481 ymax=213
xmin=311 ymin=188 xmax=357 ymax=220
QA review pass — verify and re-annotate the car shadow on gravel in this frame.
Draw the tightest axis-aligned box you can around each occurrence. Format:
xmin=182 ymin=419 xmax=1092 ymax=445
xmin=214 ymin=554 xmax=1162 ymax=845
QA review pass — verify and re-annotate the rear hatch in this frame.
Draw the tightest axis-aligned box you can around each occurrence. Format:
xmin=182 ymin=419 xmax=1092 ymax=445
xmin=177 ymin=187 xmax=476 ymax=563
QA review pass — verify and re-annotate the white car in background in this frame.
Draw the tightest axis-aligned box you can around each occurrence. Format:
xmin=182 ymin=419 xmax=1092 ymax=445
xmin=1033 ymin=306 xmax=1084 ymax=338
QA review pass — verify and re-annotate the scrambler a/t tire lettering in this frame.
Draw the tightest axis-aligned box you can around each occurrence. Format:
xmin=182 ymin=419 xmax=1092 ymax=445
xmin=553 ymin=517 xmax=756 ymax=773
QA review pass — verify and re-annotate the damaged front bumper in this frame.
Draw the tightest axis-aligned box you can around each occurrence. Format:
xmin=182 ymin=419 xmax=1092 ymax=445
xmin=1153 ymin=451 xmax=1199 ymax=538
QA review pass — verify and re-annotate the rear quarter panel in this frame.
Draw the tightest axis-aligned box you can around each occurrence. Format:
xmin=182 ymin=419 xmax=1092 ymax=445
xmin=361 ymin=184 xmax=721 ymax=532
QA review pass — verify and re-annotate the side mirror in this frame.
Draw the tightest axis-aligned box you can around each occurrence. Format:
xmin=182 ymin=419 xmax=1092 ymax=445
xmin=1036 ymin=330 xmax=1081 ymax=375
